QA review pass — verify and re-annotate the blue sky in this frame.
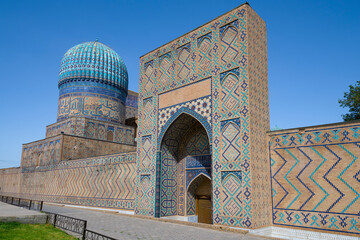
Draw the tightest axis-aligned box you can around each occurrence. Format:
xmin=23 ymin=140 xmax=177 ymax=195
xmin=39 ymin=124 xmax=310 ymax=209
xmin=0 ymin=0 xmax=359 ymax=168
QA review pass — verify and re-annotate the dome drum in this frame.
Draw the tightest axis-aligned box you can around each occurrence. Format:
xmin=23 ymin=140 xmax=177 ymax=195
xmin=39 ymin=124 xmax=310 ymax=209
xmin=57 ymin=41 xmax=129 ymax=124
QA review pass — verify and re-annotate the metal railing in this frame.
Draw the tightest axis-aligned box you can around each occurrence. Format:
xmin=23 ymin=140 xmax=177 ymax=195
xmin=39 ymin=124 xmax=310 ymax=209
xmin=84 ymin=229 xmax=117 ymax=240
xmin=44 ymin=211 xmax=117 ymax=240
xmin=0 ymin=195 xmax=43 ymax=211
xmin=0 ymin=195 xmax=117 ymax=240
xmin=44 ymin=211 xmax=87 ymax=238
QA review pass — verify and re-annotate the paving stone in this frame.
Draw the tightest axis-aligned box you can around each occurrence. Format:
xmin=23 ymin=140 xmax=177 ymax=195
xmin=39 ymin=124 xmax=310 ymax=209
xmin=43 ymin=204 xmax=266 ymax=240
xmin=0 ymin=202 xmax=47 ymax=224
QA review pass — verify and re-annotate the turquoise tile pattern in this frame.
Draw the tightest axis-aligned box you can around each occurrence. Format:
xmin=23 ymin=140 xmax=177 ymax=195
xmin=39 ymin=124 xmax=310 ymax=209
xmin=136 ymin=4 xmax=270 ymax=229
xmin=270 ymin=123 xmax=360 ymax=235
xmin=57 ymin=41 xmax=129 ymax=124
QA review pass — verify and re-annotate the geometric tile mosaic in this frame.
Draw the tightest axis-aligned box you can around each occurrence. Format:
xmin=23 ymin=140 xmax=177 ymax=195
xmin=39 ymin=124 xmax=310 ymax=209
xmin=158 ymin=95 xmax=211 ymax=132
xmin=270 ymin=123 xmax=360 ymax=235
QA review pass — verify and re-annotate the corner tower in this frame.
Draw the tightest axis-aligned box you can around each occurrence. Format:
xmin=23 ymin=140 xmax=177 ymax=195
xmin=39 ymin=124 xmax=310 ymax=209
xmin=57 ymin=41 xmax=128 ymax=124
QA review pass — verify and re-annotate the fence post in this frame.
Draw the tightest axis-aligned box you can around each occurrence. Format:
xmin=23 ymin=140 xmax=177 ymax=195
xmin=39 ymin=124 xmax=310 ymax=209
xmin=53 ymin=214 xmax=57 ymax=227
xmin=29 ymin=200 xmax=32 ymax=210
xmin=82 ymin=220 xmax=87 ymax=240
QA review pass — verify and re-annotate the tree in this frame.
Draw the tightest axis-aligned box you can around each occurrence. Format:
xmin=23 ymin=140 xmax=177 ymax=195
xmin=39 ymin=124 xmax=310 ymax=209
xmin=339 ymin=81 xmax=360 ymax=121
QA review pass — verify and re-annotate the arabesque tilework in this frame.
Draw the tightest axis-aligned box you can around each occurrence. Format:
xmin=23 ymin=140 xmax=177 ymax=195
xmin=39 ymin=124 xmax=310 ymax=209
xmin=158 ymin=114 xmax=210 ymax=217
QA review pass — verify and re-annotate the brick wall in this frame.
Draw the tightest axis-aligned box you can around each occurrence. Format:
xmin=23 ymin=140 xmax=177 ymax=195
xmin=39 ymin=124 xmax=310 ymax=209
xmin=20 ymin=152 xmax=137 ymax=210
xmin=21 ymin=134 xmax=136 ymax=169
xmin=61 ymin=134 xmax=136 ymax=161
xmin=269 ymin=121 xmax=360 ymax=236
xmin=0 ymin=167 xmax=21 ymax=197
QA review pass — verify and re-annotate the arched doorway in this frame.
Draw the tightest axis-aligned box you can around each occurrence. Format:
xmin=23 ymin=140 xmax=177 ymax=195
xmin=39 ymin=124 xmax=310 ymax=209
xmin=159 ymin=113 xmax=212 ymax=223
xmin=187 ymin=174 xmax=212 ymax=223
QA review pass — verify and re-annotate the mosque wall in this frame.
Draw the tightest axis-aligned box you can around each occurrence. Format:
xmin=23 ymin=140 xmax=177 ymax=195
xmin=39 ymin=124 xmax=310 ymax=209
xmin=57 ymin=91 xmax=126 ymax=124
xmin=61 ymin=134 xmax=136 ymax=160
xmin=0 ymin=167 xmax=21 ymax=197
xmin=19 ymin=152 xmax=136 ymax=210
xmin=269 ymin=121 xmax=360 ymax=236
xmin=46 ymin=117 xmax=136 ymax=145
xmin=126 ymin=90 xmax=139 ymax=119
xmin=21 ymin=134 xmax=136 ymax=168
xmin=1 ymin=4 xmax=358 ymax=238
xmin=46 ymin=117 xmax=85 ymax=138
xmin=247 ymin=7 xmax=272 ymax=228
xmin=83 ymin=118 xmax=136 ymax=145
xmin=21 ymin=135 xmax=62 ymax=168
xmin=136 ymin=3 xmax=271 ymax=229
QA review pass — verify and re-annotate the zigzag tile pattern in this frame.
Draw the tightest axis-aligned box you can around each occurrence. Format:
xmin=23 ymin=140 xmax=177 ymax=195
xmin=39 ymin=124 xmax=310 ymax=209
xmin=270 ymin=123 xmax=360 ymax=235
xmin=20 ymin=152 xmax=137 ymax=210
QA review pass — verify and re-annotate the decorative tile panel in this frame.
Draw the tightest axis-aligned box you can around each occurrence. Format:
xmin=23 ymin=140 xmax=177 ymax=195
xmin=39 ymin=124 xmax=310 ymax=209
xmin=270 ymin=123 xmax=360 ymax=235
xmin=158 ymin=96 xmax=211 ymax=133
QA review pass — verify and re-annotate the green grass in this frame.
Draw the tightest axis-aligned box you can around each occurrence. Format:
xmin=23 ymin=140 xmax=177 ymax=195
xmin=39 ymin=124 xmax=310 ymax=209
xmin=0 ymin=222 xmax=77 ymax=240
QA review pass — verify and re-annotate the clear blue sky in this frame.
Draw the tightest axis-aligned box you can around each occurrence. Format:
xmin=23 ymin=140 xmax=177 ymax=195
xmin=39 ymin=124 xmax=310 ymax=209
xmin=0 ymin=0 xmax=359 ymax=168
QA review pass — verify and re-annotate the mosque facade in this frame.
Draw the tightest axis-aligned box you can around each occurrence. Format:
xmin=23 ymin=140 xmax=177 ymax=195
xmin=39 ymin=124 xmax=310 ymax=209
xmin=1 ymin=3 xmax=360 ymax=239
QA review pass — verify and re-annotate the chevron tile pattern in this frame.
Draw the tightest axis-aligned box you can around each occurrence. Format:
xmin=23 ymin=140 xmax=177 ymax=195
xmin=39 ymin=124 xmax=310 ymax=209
xmin=270 ymin=124 xmax=360 ymax=235
xmin=20 ymin=152 xmax=136 ymax=209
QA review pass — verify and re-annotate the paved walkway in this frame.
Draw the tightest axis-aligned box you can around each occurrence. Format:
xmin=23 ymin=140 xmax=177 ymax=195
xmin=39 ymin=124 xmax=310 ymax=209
xmin=0 ymin=202 xmax=46 ymax=224
xmin=43 ymin=204 xmax=268 ymax=240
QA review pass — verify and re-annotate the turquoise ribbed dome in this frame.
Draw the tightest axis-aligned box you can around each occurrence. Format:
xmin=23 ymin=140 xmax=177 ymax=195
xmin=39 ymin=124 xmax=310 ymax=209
xmin=58 ymin=41 xmax=128 ymax=94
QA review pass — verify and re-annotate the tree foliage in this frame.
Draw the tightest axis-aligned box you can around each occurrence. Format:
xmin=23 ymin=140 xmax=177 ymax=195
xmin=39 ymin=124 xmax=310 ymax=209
xmin=339 ymin=81 xmax=360 ymax=121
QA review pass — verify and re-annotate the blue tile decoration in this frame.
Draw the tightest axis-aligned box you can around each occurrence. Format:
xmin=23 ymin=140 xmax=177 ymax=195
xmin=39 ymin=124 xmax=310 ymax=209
xmin=57 ymin=41 xmax=129 ymax=124
xmin=270 ymin=124 xmax=360 ymax=235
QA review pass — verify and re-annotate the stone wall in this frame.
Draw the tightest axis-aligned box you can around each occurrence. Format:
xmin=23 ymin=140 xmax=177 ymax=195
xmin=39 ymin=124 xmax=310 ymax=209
xmin=0 ymin=167 xmax=21 ymax=197
xmin=269 ymin=121 xmax=360 ymax=236
xmin=20 ymin=152 xmax=137 ymax=210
